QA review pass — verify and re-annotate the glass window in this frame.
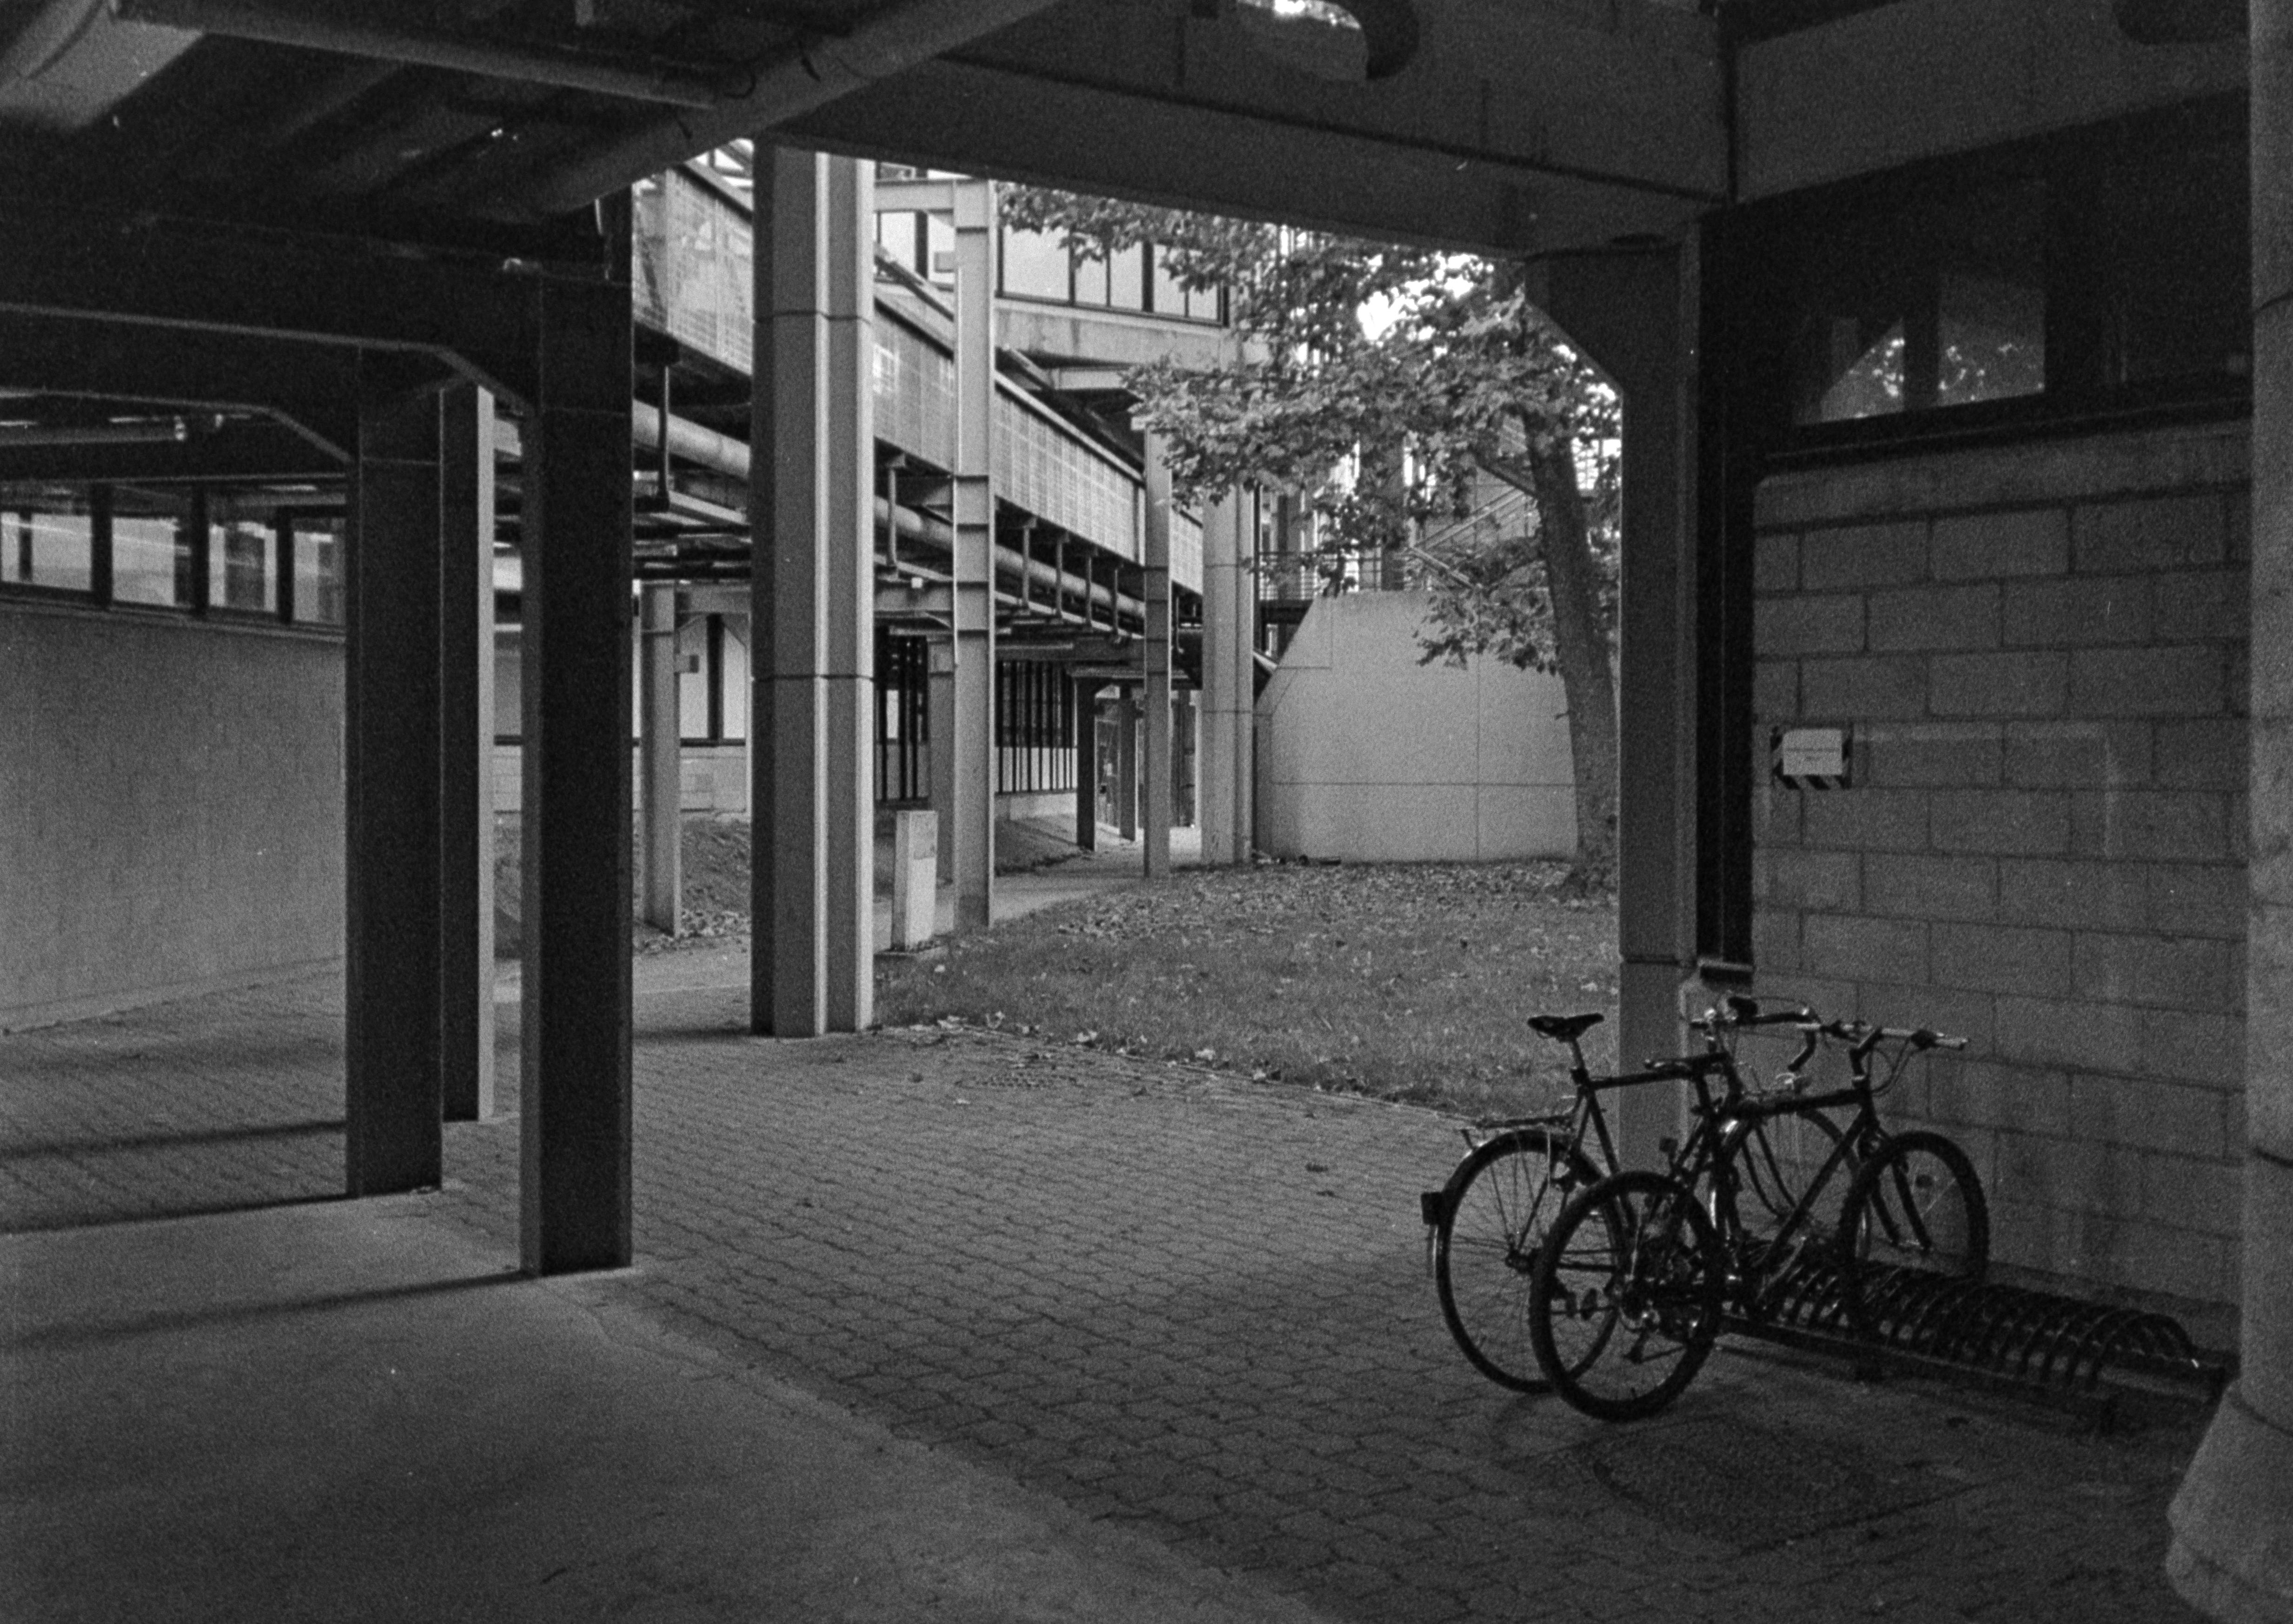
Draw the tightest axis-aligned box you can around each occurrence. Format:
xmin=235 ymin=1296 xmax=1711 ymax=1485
xmin=209 ymin=503 xmax=275 ymax=614
xmin=294 ymin=517 xmax=345 ymax=626
xmin=2074 ymin=137 xmax=2250 ymax=391
xmin=1108 ymin=245 xmax=1145 ymax=312
xmin=0 ymin=504 xmax=93 ymax=593
xmin=1073 ymin=252 xmax=1108 ymax=307
xmin=1150 ymin=249 xmax=1186 ymax=317
xmin=1001 ymin=227 xmax=1070 ymax=300
xmin=1788 ymin=179 xmax=2046 ymax=425
xmin=1186 ymin=282 xmax=1223 ymax=323
xmin=923 ymin=213 xmax=954 ymax=285
xmin=113 ymin=511 xmax=183 ymax=608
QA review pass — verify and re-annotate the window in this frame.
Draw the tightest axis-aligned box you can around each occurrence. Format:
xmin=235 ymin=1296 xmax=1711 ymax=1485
xmin=1754 ymin=95 xmax=2248 ymax=451
xmin=112 ymin=511 xmax=182 ymax=608
xmin=1001 ymin=227 xmax=1070 ymax=301
xmin=292 ymin=516 xmax=345 ymax=626
xmin=0 ymin=505 xmax=94 ymax=594
xmin=1787 ymin=179 xmax=2048 ymax=425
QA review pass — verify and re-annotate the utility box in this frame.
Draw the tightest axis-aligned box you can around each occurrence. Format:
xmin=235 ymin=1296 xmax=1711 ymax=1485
xmin=891 ymin=810 xmax=938 ymax=951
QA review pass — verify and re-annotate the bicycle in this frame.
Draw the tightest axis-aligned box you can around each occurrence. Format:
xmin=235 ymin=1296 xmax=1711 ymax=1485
xmin=1526 ymin=1015 xmax=1988 ymax=1421
xmin=1425 ymin=996 xmax=1837 ymax=1393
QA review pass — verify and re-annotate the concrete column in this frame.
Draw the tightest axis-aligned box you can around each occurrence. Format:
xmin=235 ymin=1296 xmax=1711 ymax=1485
xmin=439 ymin=384 xmax=495 ymax=1124
xmin=1142 ymin=431 xmax=1173 ymax=879
xmin=751 ymin=147 xmax=830 ymax=1036
xmin=823 ymin=156 xmax=875 ymax=1032
xmin=1200 ymin=488 xmax=1255 ymax=865
xmin=1176 ymin=689 xmax=1197 ymax=829
xmin=950 ymin=179 xmax=997 ymax=929
xmin=1072 ymin=676 xmax=1097 ymax=850
xmin=518 ymin=253 xmax=635 ymax=1275
xmin=1116 ymin=687 xmax=1139 ymax=842
xmin=2168 ymin=6 xmax=2293 ymax=1615
xmin=1539 ymin=249 xmax=1697 ymax=1171
xmin=345 ymin=365 xmax=445 ymax=1195
xmin=928 ymin=636 xmax=956 ymax=873
xmin=639 ymin=583 xmax=680 ymax=934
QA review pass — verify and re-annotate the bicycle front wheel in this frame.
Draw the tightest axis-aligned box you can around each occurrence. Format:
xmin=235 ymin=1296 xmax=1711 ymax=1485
xmin=1529 ymin=1170 xmax=1723 ymax=1422
xmin=1836 ymin=1130 xmax=1989 ymax=1339
xmin=1433 ymin=1128 xmax=1602 ymax=1391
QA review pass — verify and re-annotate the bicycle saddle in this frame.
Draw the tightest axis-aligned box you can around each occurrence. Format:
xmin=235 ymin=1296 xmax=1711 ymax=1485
xmin=1528 ymin=1012 xmax=1604 ymax=1041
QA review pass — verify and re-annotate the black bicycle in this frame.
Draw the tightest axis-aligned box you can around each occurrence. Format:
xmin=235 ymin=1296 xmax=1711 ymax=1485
xmin=1425 ymin=996 xmax=1838 ymax=1392
xmin=1527 ymin=1016 xmax=1987 ymax=1420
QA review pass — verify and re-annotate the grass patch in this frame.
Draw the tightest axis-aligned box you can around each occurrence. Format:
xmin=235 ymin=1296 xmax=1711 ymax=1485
xmin=878 ymin=860 xmax=1621 ymax=1119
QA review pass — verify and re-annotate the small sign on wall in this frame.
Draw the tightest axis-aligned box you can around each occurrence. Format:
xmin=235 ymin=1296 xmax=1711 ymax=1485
xmin=1772 ymin=724 xmax=1852 ymax=789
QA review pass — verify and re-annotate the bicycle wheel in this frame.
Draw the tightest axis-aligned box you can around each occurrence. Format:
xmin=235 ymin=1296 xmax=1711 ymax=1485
xmin=1433 ymin=1128 xmax=1603 ymax=1391
xmin=1730 ymin=1108 xmax=1853 ymax=1255
xmin=1529 ymin=1170 xmax=1723 ymax=1422
xmin=1836 ymin=1130 xmax=1989 ymax=1339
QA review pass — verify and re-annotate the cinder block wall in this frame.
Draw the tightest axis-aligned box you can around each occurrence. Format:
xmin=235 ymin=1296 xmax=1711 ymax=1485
xmin=0 ymin=603 xmax=344 ymax=1029
xmin=1750 ymin=422 xmax=2250 ymax=1332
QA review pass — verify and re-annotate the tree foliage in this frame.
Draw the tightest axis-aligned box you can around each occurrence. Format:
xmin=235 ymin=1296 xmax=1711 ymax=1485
xmin=1001 ymin=186 xmax=1622 ymax=871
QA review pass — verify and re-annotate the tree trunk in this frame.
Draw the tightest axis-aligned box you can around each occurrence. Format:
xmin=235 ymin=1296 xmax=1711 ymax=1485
xmin=1524 ymin=440 xmax=1619 ymax=877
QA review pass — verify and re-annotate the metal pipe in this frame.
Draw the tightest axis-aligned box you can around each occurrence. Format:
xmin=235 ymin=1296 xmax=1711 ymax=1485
xmin=112 ymin=0 xmax=724 ymax=106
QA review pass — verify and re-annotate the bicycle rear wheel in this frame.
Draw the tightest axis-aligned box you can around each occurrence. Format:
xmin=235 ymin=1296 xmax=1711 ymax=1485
xmin=1836 ymin=1130 xmax=1989 ymax=1339
xmin=1529 ymin=1171 xmax=1723 ymax=1422
xmin=1433 ymin=1128 xmax=1601 ymax=1391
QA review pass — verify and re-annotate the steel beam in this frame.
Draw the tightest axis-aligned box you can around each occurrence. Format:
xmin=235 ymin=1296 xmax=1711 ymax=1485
xmin=949 ymin=179 xmax=997 ymax=931
xmin=1141 ymin=430 xmax=1173 ymax=880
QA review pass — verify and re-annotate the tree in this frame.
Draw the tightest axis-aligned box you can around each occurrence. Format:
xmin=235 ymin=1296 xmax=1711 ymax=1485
xmin=1001 ymin=190 xmax=1621 ymax=881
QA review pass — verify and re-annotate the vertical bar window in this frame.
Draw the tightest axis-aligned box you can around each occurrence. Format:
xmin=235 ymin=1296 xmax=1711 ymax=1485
xmin=209 ymin=496 xmax=276 ymax=614
xmin=1107 ymin=246 xmax=1145 ymax=312
xmin=294 ymin=515 xmax=346 ymax=625
xmin=113 ymin=506 xmax=182 ymax=607
xmin=0 ymin=500 xmax=96 ymax=594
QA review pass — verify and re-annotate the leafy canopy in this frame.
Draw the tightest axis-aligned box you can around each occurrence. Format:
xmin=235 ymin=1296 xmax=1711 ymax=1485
xmin=999 ymin=187 xmax=1618 ymax=669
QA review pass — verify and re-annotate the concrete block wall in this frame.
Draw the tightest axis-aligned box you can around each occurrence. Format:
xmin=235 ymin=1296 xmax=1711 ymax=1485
xmin=1750 ymin=421 xmax=2249 ymax=1332
xmin=0 ymin=601 xmax=344 ymax=1029
xmin=1256 ymin=590 xmax=1578 ymax=863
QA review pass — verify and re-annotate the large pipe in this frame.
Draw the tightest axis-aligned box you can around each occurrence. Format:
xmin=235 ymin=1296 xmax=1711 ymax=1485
xmin=114 ymin=0 xmax=723 ymax=106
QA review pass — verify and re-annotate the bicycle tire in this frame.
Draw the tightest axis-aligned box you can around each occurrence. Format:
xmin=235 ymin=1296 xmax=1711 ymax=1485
xmin=1835 ymin=1130 xmax=1989 ymax=1339
xmin=1432 ymin=1127 xmax=1603 ymax=1392
xmin=1529 ymin=1170 xmax=1723 ymax=1422
xmin=1727 ymin=1107 xmax=1853 ymax=1257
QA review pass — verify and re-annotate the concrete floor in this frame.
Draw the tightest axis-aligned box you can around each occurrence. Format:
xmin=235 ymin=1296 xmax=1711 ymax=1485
xmin=2 ymin=1197 xmax=1322 ymax=1623
xmin=0 ymin=846 xmax=2215 ymax=1624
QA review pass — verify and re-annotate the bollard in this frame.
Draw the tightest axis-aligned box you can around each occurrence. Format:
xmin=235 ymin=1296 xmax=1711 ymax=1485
xmin=891 ymin=809 xmax=938 ymax=950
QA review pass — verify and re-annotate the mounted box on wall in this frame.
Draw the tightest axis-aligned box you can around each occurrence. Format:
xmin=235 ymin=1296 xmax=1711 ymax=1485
xmin=1771 ymin=724 xmax=1852 ymax=790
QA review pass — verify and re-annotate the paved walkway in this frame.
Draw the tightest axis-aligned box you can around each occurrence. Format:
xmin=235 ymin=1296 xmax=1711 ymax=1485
xmin=0 ymin=938 xmax=2208 ymax=1622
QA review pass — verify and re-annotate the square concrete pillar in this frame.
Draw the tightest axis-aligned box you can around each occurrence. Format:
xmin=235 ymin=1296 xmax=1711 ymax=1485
xmin=1142 ymin=430 xmax=1173 ymax=879
xmin=890 ymin=809 xmax=937 ymax=951
xmin=439 ymin=384 xmax=496 ymax=1124
xmin=518 ymin=253 xmax=636 ymax=1275
xmin=1536 ymin=247 xmax=1696 ymax=1170
xmin=750 ymin=148 xmax=875 ymax=1034
xmin=345 ymin=365 xmax=446 ymax=1195
xmin=639 ymin=583 xmax=681 ymax=935
xmin=948 ymin=179 xmax=997 ymax=930
xmin=1072 ymin=676 xmax=1098 ymax=851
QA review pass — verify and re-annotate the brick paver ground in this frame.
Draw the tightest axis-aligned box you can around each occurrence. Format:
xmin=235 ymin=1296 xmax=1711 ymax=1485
xmin=0 ymin=955 xmax=2209 ymax=1623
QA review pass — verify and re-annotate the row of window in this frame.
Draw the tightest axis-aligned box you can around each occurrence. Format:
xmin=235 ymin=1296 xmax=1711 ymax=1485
xmin=873 ymin=207 xmax=1225 ymax=325
xmin=1750 ymin=95 xmax=2250 ymax=445
xmin=0 ymin=485 xmax=344 ymax=626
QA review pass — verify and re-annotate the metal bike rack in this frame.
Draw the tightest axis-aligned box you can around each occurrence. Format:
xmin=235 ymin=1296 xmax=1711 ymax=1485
xmin=1730 ymin=1245 xmax=2229 ymax=1412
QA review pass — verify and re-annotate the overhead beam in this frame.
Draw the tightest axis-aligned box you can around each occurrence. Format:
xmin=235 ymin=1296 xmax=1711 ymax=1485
xmin=786 ymin=0 xmax=1722 ymax=256
xmin=0 ymin=205 xmax=544 ymax=407
xmin=513 ymin=0 xmax=1073 ymax=219
xmin=0 ymin=316 xmax=359 ymax=457
xmin=0 ymin=423 xmax=342 ymax=484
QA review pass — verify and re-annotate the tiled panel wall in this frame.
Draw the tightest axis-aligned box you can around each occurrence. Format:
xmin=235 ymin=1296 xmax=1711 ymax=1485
xmin=1750 ymin=423 xmax=2250 ymax=1330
